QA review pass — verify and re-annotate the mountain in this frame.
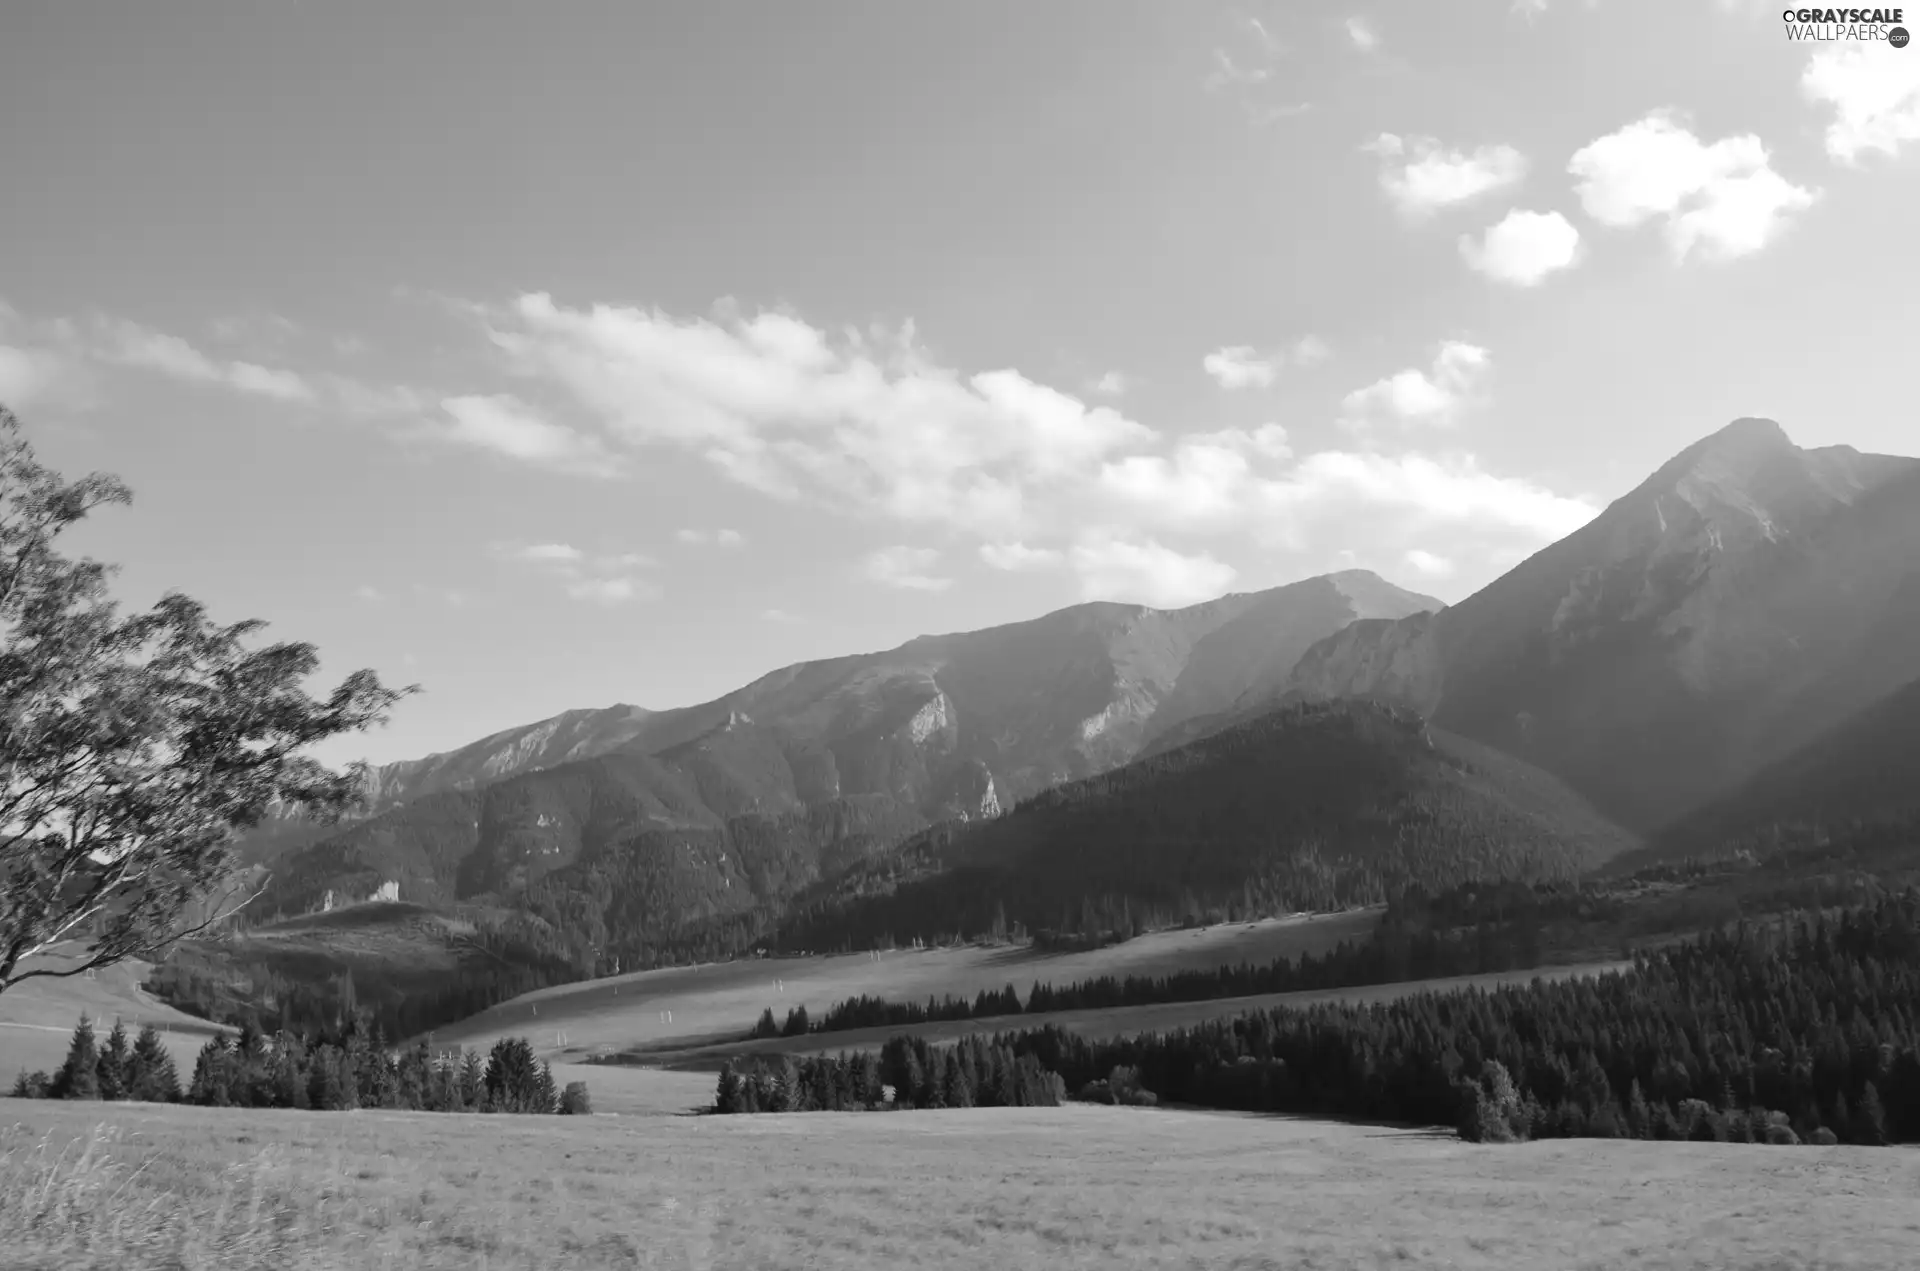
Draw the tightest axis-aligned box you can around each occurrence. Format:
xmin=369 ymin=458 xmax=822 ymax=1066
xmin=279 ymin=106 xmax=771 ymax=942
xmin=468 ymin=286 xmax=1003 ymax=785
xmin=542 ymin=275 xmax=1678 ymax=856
xmin=236 ymin=705 xmax=657 ymax=865
xmin=775 ymin=698 xmax=1640 ymax=950
xmin=1264 ymin=419 xmax=1920 ymax=833
xmin=1641 ymin=674 xmax=1920 ymax=864
xmin=251 ymin=570 xmax=1437 ymax=869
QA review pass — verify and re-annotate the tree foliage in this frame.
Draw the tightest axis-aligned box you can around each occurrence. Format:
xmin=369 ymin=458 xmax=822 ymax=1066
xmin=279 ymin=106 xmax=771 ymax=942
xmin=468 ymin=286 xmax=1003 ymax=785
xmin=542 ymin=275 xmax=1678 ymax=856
xmin=0 ymin=407 xmax=414 ymax=993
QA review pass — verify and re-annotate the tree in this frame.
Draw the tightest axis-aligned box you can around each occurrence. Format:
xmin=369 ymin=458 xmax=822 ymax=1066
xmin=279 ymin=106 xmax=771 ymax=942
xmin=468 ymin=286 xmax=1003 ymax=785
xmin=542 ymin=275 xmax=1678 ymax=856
xmin=126 ymin=1023 xmax=180 ymax=1102
xmin=97 ymin=1018 xmax=130 ymax=1100
xmin=52 ymin=1013 xmax=100 ymax=1099
xmin=0 ymin=407 xmax=415 ymax=996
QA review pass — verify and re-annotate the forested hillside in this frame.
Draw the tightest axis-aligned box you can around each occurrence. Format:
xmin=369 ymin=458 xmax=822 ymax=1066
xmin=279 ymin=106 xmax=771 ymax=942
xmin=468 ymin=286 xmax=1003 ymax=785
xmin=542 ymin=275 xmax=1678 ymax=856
xmin=775 ymin=700 xmax=1639 ymax=950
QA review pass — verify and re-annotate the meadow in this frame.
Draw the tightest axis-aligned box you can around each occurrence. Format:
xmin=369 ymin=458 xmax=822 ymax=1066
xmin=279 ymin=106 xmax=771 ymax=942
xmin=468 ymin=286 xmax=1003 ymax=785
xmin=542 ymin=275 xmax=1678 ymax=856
xmin=3 ymin=1082 xmax=1914 ymax=1271
xmin=431 ymin=909 xmax=1384 ymax=1062
xmin=0 ymin=957 xmax=228 ymax=1084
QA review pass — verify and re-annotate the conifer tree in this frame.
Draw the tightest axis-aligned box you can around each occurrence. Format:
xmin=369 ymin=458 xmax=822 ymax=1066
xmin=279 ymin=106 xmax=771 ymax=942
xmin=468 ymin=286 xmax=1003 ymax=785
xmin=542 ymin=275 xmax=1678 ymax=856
xmin=97 ymin=1019 xmax=130 ymax=1101
xmin=127 ymin=1024 xmax=180 ymax=1102
xmin=53 ymin=1014 xmax=100 ymax=1099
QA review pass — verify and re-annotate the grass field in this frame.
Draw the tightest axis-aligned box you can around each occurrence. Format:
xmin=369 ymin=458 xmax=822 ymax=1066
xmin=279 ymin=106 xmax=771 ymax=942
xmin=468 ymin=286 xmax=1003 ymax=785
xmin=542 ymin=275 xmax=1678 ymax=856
xmin=613 ymin=961 xmax=1633 ymax=1069
xmin=431 ymin=909 xmax=1384 ymax=1062
xmin=2 ymin=1088 xmax=1914 ymax=1270
xmin=0 ymin=955 xmax=229 ymax=1088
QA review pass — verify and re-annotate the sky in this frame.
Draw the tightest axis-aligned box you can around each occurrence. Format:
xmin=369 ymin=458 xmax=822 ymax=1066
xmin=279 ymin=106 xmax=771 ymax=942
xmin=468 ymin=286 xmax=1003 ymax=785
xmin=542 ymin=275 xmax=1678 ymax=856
xmin=1 ymin=0 xmax=1916 ymax=767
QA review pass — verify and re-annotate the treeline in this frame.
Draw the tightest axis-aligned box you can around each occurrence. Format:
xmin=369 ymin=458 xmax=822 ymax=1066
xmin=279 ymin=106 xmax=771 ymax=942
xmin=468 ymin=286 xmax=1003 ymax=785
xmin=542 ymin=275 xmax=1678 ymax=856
xmin=979 ymin=892 xmax=1920 ymax=1144
xmin=764 ymin=880 xmax=1596 ymax=1039
xmin=9 ymin=1013 xmax=589 ymax=1116
xmin=712 ymin=1034 xmax=1064 ymax=1113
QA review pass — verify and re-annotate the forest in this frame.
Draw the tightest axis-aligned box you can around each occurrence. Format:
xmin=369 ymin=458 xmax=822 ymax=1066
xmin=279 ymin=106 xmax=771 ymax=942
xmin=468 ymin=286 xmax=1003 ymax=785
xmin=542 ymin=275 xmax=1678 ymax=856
xmin=719 ymin=891 xmax=1920 ymax=1146
xmin=712 ymin=1033 xmax=1066 ymax=1113
xmin=8 ymin=1014 xmax=589 ymax=1115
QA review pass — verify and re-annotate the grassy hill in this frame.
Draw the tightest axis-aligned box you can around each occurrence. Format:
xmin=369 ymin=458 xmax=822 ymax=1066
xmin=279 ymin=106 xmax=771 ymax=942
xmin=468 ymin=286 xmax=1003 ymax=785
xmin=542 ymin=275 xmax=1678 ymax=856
xmin=0 ymin=951 xmax=228 ymax=1086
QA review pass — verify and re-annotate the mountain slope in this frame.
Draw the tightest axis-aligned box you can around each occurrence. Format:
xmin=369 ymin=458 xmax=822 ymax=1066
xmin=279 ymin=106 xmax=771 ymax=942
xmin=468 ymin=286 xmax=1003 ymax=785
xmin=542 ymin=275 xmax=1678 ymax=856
xmin=1642 ymin=674 xmax=1920 ymax=863
xmin=238 ymin=705 xmax=658 ymax=865
xmin=775 ymin=699 xmax=1640 ymax=950
xmin=255 ymin=571 xmax=1438 ymax=899
xmin=1270 ymin=419 xmax=1920 ymax=832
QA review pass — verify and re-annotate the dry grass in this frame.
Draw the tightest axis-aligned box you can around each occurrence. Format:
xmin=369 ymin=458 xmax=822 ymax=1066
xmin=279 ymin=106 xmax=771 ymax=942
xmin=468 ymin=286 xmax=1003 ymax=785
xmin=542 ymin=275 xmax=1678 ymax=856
xmin=3 ymin=1089 xmax=1915 ymax=1270
xmin=432 ymin=909 xmax=1384 ymax=1061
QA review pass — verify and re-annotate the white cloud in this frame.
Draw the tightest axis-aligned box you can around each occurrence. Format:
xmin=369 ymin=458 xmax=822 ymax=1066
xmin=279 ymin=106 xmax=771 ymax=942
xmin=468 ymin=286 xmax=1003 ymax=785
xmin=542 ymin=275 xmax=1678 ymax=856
xmin=1202 ymin=337 xmax=1328 ymax=390
xmin=0 ymin=344 xmax=75 ymax=409
xmin=1367 ymin=134 xmax=1527 ymax=218
xmin=1404 ymin=548 xmax=1456 ymax=578
xmin=674 ymin=527 xmax=745 ymax=546
xmin=353 ymin=585 xmax=384 ymax=602
xmin=1800 ymin=42 xmax=1920 ymax=163
xmin=759 ymin=607 xmax=803 ymax=624
xmin=1204 ymin=48 xmax=1272 ymax=91
xmin=102 ymin=320 xmax=316 ymax=402
xmin=863 ymin=545 xmax=953 ymax=592
xmin=1345 ymin=16 xmax=1381 ymax=51
xmin=472 ymin=293 xmax=1597 ymax=601
xmin=492 ymin=538 xmax=656 ymax=604
xmin=1459 ymin=209 xmax=1583 ymax=286
xmin=1069 ymin=537 xmax=1239 ymax=608
xmin=566 ymin=576 xmax=656 ymax=605
xmin=980 ymin=541 xmax=1066 ymax=572
xmin=1568 ymin=111 xmax=1818 ymax=262
xmin=1289 ymin=334 xmax=1333 ymax=366
xmin=486 ymin=293 xmax=1155 ymax=540
xmin=1202 ymin=346 xmax=1278 ymax=390
xmin=1089 ymin=370 xmax=1130 ymax=397
xmin=1341 ymin=342 xmax=1491 ymax=429
xmin=437 ymin=394 xmax=621 ymax=477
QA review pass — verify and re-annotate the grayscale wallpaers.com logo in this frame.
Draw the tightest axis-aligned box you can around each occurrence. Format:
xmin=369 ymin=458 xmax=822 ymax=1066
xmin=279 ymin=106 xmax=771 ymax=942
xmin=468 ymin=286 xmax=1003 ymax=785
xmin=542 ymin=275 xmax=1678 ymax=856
xmin=1782 ymin=7 xmax=1910 ymax=43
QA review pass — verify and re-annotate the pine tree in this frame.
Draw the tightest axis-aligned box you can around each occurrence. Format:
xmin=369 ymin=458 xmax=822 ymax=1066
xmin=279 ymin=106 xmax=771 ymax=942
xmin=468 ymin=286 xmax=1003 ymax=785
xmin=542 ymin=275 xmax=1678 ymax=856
xmin=127 ymin=1025 xmax=180 ymax=1103
xmin=97 ymin=1019 xmax=130 ymax=1101
xmin=54 ymin=1015 xmax=100 ymax=1100
xmin=714 ymin=1061 xmax=743 ymax=1113
xmin=1857 ymin=1082 xmax=1888 ymax=1146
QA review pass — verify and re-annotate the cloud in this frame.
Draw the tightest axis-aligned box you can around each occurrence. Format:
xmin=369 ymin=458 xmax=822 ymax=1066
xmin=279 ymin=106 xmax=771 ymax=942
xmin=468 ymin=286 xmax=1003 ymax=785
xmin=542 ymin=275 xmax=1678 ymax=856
xmin=1202 ymin=336 xmax=1329 ymax=390
xmin=1341 ymin=342 xmax=1491 ymax=429
xmin=759 ymin=607 xmax=803 ymax=624
xmin=863 ymin=545 xmax=953 ymax=592
xmin=1345 ymin=16 xmax=1381 ymax=51
xmin=980 ymin=541 xmax=1066 ymax=572
xmin=1089 ymin=370 xmax=1130 ymax=397
xmin=437 ymin=394 xmax=621 ymax=477
xmin=353 ymin=585 xmax=384 ymax=602
xmin=0 ymin=344 xmax=78 ymax=409
xmin=1403 ymin=548 xmax=1456 ymax=578
xmin=1459 ymin=209 xmax=1584 ymax=286
xmin=1800 ymin=42 xmax=1920 ymax=163
xmin=1367 ymin=135 xmax=1526 ymax=218
xmin=675 ymin=527 xmax=745 ymax=546
xmin=102 ymin=320 xmax=317 ymax=403
xmin=485 ymin=292 xmax=1154 ymax=539
xmin=1069 ymin=537 xmax=1239 ymax=608
xmin=1567 ymin=111 xmax=1818 ymax=261
xmin=1202 ymin=346 xmax=1278 ymax=390
xmin=471 ymin=293 xmax=1596 ymax=601
xmin=491 ymin=538 xmax=658 ymax=603
xmin=1204 ymin=48 xmax=1272 ymax=91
